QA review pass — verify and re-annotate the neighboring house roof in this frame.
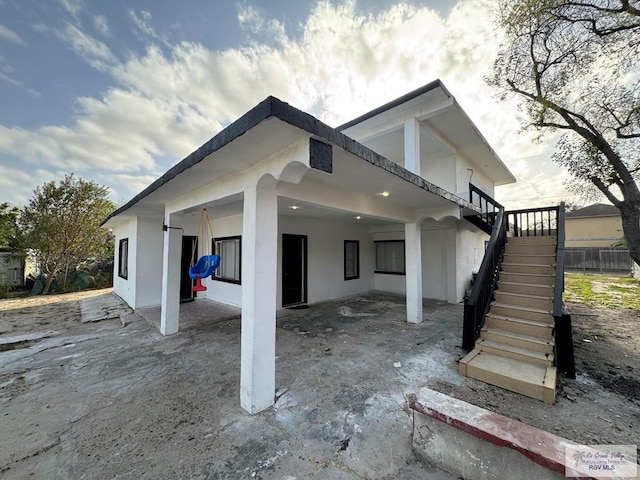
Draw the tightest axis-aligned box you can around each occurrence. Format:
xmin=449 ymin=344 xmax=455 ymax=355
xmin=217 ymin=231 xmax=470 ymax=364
xmin=102 ymin=94 xmax=479 ymax=227
xmin=338 ymin=80 xmax=516 ymax=186
xmin=566 ymin=203 xmax=620 ymax=218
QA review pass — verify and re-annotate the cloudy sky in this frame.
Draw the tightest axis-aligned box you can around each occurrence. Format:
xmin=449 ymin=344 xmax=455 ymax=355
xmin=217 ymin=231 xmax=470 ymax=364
xmin=0 ymin=0 xmax=576 ymax=210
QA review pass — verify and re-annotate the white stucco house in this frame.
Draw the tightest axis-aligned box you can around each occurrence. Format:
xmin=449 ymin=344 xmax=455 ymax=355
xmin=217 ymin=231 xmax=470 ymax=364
xmin=0 ymin=249 xmax=24 ymax=286
xmin=102 ymin=80 xmax=515 ymax=414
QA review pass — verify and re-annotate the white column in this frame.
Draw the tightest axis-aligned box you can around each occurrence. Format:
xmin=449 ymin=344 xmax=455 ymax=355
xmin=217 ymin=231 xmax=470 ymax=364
xmin=405 ymin=222 xmax=423 ymax=324
xmin=404 ymin=117 xmax=421 ymax=176
xmin=160 ymin=212 xmax=182 ymax=335
xmin=240 ymin=179 xmax=278 ymax=414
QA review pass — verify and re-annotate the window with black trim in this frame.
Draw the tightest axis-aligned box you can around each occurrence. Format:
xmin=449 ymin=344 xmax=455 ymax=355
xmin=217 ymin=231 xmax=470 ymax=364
xmin=344 ymin=240 xmax=359 ymax=280
xmin=212 ymin=236 xmax=241 ymax=284
xmin=118 ymin=238 xmax=129 ymax=279
xmin=375 ymin=240 xmax=405 ymax=274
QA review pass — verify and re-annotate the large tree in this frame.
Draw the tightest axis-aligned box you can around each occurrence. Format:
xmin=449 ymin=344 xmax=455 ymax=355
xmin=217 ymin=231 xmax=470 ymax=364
xmin=0 ymin=203 xmax=19 ymax=249
xmin=489 ymin=0 xmax=640 ymax=265
xmin=17 ymin=175 xmax=115 ymax=294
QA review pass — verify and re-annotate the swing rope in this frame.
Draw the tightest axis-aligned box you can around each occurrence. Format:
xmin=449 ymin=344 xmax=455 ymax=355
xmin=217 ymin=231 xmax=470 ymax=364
xmin=190 ymin=206 xmax=215 ymax=268
xmin=188 ymin=206 xmax=220 ymax=292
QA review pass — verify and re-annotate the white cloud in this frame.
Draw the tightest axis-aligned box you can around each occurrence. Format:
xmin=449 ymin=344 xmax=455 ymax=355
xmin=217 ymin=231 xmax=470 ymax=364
xmin=93 ymin=14 xmax=109 ymax=36
xmin=0 ymin=25 xmax=25 ymax=45
xmin=495 ymin=154 xmax=576 ymax=209
xmin=129 ymin=9 xmax=171 ymax=48
xmin=0 ymin=165 xmax=64 ymax=207
xmin=56 ymin=22 xmax=117 ymax=70
xmin=0 ymin=0 xmax=571 ymax=206
xmin=59 ymin=0 xmax=83 ymax=20
xmin=0 ymin=54 xmax=20 ymax=86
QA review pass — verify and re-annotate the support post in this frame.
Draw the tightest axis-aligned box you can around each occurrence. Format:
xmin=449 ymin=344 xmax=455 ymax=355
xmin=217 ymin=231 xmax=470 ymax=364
xmin=404 ymin=117 xmax=421 ymax=176
xmin=160 ymin=212 xmax=182 ymax=335
xmin=240 ymin=178 xmax=278 ymax=414
xmin=405 ymin=222 xmax=423 ymax=324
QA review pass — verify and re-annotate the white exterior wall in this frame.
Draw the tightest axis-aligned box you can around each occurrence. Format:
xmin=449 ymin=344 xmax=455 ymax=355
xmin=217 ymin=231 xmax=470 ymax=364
xmin=455 ymin=226 xmax=486 ymax=301
xmin=172 ymin=213 xmax=376 ymax=309
xmin=134 ymin=217 xmax=164 ymax=308
xmin=422 ymin=228 xmax=457 ymax=303
xmin=278 ymin=216 xmax=374 ymax=306
xmin=456 ymin=156 xmax=494 ymax=199
xmin=421 ymin=152 xmax=457 ymax=193
xmin=205 ymin=214 xmax=243 ymax=307
xmin=112 ymin=216 xmax=164 ymax=309
xmin=0 ymin=252 xmax=23 ymax=286
xmin=373 ymin=223 xmax=467 ymax=303
xmin=113 ymin=217 xmax=137 ymax=307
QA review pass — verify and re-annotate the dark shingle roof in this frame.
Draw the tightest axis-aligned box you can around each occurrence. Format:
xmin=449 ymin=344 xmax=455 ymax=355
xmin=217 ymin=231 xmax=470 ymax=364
xmin=566 ymin=203 xmax=619 ymax=218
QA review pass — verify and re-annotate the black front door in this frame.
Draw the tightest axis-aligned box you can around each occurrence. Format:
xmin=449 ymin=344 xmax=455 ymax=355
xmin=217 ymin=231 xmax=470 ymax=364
xmin=282 ymin=234 xmax=307 ymax=307
xmin=180 ymin=236 xmax=197 ymax=302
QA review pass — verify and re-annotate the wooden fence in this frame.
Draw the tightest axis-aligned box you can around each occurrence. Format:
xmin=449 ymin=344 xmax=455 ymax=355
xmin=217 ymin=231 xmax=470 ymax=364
xmin=564 ymin=247 xmax=632 ymax=273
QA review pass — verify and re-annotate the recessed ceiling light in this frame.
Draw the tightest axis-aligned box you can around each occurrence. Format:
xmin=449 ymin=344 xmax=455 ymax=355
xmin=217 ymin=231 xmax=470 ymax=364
xmin=290 ymin=205 xmax=300 ymax=210
xmin=356 ymin=216 xmax=362 ymax=220
xmin=381 ymin=191 xmax=390 ymax=197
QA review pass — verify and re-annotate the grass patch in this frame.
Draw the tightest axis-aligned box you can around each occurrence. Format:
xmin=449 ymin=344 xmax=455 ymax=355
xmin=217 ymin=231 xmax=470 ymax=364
xmin=564 ymin=273 xmax=640 ymax=310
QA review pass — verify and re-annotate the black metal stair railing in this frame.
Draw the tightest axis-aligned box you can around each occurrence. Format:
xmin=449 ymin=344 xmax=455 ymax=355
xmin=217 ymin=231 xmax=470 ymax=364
xmin=465 ymin=183 xmax=504 ymax=234
xmin=507 ymin=206 xmax=559 ymax=237
xmin=462 ymin=196 xmax=575 ymax=375
xmin=552 ymin=203 xmax=575 ymax=377
xmin=462 ymin=206 xmax=507 ymax=351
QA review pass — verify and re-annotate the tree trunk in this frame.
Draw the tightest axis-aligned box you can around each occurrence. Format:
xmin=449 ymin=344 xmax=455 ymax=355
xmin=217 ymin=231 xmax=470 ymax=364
xmin=620 ymin=202 xmax=640 ymax=267
xmin=42 ymin=273 xmax=56 ymax=295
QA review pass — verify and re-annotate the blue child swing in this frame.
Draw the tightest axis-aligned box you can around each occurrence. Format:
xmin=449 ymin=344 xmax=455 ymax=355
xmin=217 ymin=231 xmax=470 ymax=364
xmin=189 ymin=206 xmax=220 ymax=292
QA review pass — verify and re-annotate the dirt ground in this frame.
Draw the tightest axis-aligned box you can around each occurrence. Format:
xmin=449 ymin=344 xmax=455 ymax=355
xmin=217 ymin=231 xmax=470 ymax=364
xmin=0 ymin=290 xmax=462 ymax=480
xmin=428 ymin=301 xmax=640 ymax=455
xmin=1 ymin=288 xmax=639 ymax=478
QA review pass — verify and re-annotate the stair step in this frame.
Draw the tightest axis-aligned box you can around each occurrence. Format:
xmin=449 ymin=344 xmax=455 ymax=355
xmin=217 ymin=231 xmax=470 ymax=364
xmin=499 ymin=271 xmax=555 ymax=286
xmin=459 ymin=350 xmax=556 ymax=404
xmin=501 ymin=263 xmax=556 ymax=275
xmin=507 ymin=236 xmax=557 ymax=245
xmin=475 ymin=338 xmax=554 ymax=366
xmin=494 ymin=291 xmax=553 ymax=309
xmin=503 ymin=253 xmax=556 ymax=265
xmin=498 ymin=281 xmax=554 ymax=297
xmin=485 ymin=313 xmax=554 ymax=338
xmin=481 ymin=327 xmax=554 ymax=353
xmin=505 ymin=243 xmax=556 ymax=255
xmin=490 ymin=302 xmax=553 ymax=323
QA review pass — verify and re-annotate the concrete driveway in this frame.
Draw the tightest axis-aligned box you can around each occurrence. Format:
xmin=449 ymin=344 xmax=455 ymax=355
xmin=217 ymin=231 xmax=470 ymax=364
xmin=0 ymin=290 xmax=464 ymax=479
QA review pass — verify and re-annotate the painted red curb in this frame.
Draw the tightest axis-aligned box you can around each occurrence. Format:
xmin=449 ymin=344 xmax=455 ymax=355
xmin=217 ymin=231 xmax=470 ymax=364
xmin=409 ymin=390 xmax=597 ymax=480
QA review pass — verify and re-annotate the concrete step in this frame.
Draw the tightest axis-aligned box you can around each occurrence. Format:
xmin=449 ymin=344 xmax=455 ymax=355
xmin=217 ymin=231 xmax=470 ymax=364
xmin=490 ymin=302 xmax=553 ymax=323
xmin=499 ymin=272 xmax=555 ymax=286
xmin=475 ymin=338 xmax=554 ymax=366
xmin=481 ymin=327 xmax=554 ymax=354
xmin=507 ymin=236 xmax=557 ymax=245
xmin=503 ymin=253 xmax=556 ymax=265
xmin=485 ymin=313 xmax=554 ymax=338
xmin=498 ymin=281 xmax=554 ymax=297
xmin=501 ymin=263 xmax=556 ymax=275
xmin=494 ymin=291 xmax=553 ymax=309
xmin=459 ymin=349 xmax=557 ymax=404
xmin=504 ymin=243 xmax=556 ymax=255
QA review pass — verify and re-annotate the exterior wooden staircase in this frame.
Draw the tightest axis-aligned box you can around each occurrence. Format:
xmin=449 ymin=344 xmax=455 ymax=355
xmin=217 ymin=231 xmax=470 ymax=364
xmin=459 ymin=235 xmax=558 ymax=404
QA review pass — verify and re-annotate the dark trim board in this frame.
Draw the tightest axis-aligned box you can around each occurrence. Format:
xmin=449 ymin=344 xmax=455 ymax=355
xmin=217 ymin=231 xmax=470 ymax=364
xmin=102 ymin=89 xmax=474 ymax=227
xmin=211 ymin=235 xmax=242 ymax=285
xmin=336 ymin=79 xmax=447 ymax=131
xmin=282 ymin=234 xmax=308 ymax=307
xmin=343 ymin=240 xmax=360 ymax=281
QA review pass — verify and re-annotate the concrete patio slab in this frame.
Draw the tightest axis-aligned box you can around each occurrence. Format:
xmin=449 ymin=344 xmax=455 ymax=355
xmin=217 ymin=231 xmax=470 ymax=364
xmin=0 ymin=291 xmax=463 ymax=479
